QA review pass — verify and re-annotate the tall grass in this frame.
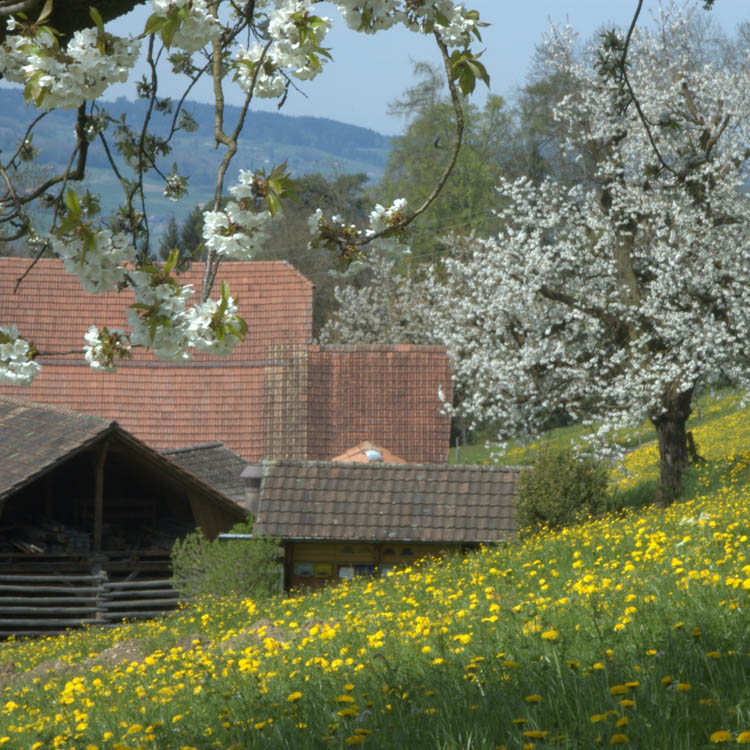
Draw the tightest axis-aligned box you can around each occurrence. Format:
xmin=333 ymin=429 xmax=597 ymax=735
xmin=0 ymin=392 xmax=748 ymax=749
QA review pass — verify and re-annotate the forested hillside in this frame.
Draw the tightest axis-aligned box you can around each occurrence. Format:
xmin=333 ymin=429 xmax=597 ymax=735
xmin=0 ymin=89 xmax=390 ymax=231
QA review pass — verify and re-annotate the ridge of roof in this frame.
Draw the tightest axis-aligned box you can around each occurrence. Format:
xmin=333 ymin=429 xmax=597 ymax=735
xmin=262 ymin=459 xmax=522 ymax=473
xmin=0 ymin=394 xmax=115 ymax=427
xmin=161 ymin=441 xmax=226 ymax=455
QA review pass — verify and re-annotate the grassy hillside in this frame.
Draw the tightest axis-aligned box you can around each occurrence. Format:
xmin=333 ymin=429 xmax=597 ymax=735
xmin=0 ymin=392 xmax=748 ymax=749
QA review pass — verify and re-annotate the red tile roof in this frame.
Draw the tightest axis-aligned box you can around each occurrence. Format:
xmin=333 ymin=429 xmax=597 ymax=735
xmin=0 ymin=259 xmax=452 ymax=462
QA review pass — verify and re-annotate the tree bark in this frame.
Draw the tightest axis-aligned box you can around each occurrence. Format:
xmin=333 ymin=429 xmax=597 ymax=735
xmin=651 ymin=388 xmax=693 ymax=507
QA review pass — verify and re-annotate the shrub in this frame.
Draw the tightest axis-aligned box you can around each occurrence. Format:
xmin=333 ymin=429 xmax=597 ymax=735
xmin=170 ymin=520 xmax=281 ymax=600
xmin=515 ymin=445 xmax=609 ymax=532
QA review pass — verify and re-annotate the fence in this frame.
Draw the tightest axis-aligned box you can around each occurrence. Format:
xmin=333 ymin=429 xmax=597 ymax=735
xmin=0 ymin=572 xmax=180 ymax=638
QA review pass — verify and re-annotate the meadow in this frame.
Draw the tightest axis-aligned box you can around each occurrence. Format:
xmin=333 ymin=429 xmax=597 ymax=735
xmin=0 ymin=391 xmax=749 ymax=749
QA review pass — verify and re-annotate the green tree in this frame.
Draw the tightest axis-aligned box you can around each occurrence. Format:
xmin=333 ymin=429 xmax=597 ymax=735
xmin=158 ymin=204 xmax=206 ymax=267
xmin=375 ymin=62 xmax=520 ymax=265
xmin=170 ymin=520 xmax=281 ymax=601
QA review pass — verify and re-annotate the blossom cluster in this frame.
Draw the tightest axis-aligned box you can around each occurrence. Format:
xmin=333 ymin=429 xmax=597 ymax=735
xmin=83 ymin=325 xmax=131 ymax=372
xmin=201 ymin=170 xmax=274 ymax=260
xmin=49 ymin=229 xmax=134 ymax=294
xmin=336 ymin=0 xmax=478 ymax=46
xmin=0 ymin=325 xmax=40 ymax=386
xmin=309 ymin=197 xmax=411 ymax=269
xmin=149 ymin=0 xmax=221 ymax=52
xmin=234 ymin=0 xmax=333 ymax=98
xmin=0 ymin=20 xmax=139 ymax=110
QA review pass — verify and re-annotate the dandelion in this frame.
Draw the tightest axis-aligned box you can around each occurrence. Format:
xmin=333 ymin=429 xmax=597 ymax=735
xmin=676 ymin=683 xmax=692 ymax=692
xmin=610 ymin=734 xmax=629 ymax=745
xmin=541 ymin=629 xmax=559 ymax=641
xmin=709 ymin=730 xmax=732 ymax=743
xmin=287 ymin=691 xmax=302 ymax=702
xmin=524 ymin=694 xmax=542 ymax=703
xmin=737 ymin=731 xmax=750 ymax=743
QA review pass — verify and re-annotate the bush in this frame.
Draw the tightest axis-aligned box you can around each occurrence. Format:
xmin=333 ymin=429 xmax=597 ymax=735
xmin=515 ymin=445 xmax=609 ymax=532
xmin=170 ymin=520 xmax=281 ymax=601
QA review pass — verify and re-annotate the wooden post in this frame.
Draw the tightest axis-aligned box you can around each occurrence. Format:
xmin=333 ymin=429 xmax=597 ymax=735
xmin=93 ymin=440 xmax=109 ymax=554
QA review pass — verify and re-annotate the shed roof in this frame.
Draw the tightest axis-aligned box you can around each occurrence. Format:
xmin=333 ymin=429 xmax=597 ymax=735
xmin=162 ymin=442 xmax=249 ymax=508
xmin=0 ymin=397 xmax=245 ymax=524
xmin=254 ymin=461 xmax=518 ymax=544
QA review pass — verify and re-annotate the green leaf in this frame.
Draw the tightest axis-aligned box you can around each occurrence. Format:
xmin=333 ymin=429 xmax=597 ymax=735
xmin=64 ymin=189 xmax=81 ymax=217
xmin=163 ymin=247 xmax=179 ymax=275
xmin=89 ymin=6 xmax=104 ymax=34
xmin=36 ymin=0 xmax=54 ymax=26
xmin=144 ymin=12 xmax=167 ymax=36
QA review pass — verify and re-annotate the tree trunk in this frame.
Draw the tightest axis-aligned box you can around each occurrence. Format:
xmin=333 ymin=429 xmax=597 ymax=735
xmin=651 ymin=389 xmax=693 ymax=507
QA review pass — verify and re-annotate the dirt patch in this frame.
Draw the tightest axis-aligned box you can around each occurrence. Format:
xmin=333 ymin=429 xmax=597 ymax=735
xmin=89 ymin=639 xmax=145 ymax=668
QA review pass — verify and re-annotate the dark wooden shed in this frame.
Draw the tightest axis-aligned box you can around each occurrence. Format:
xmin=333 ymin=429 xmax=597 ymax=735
xmin=0 ymin=396 xmax=246 ymax=637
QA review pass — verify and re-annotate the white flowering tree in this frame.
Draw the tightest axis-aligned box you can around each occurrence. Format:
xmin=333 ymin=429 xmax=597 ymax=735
xmin=427 ymin=3 xmax=750 ymax=504
xmin=0 ymin=0 xmax=488 ymax=380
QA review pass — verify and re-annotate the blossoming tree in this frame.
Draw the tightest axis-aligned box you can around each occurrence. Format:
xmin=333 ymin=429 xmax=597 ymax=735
xmin=426 ymin=4 xmax=750 ymax=504
xmin=0 ymin=0 xmax=488 ymax=381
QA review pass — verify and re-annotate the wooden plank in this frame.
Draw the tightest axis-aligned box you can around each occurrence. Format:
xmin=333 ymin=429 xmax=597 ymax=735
xmin=102 ymin=589 xmax=177 ymax=599
xmin=0 ymin=596 xmax=98 ymax=605
xmin=101 ymin=598 xmax=179 ymax=609
xmin=0 ymin=606 xmax=99 ymax=615
xmin=0 ymin=585 xmax=100 ymax=595
xmin=0 ymin=618 xmax=98 ymax=627
xmin=0 ymin=574 xmax=101 ymax=582
xmin=102 ymin=579 xmax=174 ymax=590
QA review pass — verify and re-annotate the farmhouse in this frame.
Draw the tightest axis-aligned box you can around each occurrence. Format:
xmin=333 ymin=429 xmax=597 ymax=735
xmin=0 ymin=258 xmax=452 ymax=464
xmin=0 ymin=396 xmax=245 ymax=637
xmin=252 ymin=460 xmax=519 ymax=590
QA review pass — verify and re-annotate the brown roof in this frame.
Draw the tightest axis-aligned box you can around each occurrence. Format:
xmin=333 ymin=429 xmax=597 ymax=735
xmin=0 ymin=395 xmax=112 ymax=499
xmin=0 ymin=396 xmax=245 ymax=524
xmin=163 ymin=442 xmax=249 ymax=508
xmin=332 ymin=441 xmax=406 ymax=463
xmin=0 ymin=259 xmax=452 ymax=463
xmin=254 ymin=461 xmax=518 ymax=544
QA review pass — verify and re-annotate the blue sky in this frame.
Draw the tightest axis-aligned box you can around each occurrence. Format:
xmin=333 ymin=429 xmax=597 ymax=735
xmin=102 ymin=1 xmax=749 ymax=136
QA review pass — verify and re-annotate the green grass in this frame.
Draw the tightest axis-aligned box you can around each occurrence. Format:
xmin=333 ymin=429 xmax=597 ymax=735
xmin=0 ymin=390 xmax=748 ymax=749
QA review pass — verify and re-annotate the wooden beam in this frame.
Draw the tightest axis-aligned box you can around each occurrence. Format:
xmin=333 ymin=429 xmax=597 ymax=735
xmin=93 ymin=440 xmax=109 ymax=554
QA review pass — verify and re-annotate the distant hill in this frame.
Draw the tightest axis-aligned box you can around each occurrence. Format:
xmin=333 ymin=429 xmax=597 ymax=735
xmin=0 ymin=89 xmax=391 ymax=232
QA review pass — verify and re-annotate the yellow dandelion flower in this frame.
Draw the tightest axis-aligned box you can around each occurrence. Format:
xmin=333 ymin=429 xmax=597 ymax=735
xmin=609 ymin=685 xmax=628 ymax=696
xmin=737 ymin=731 xmax=750 ymax=743
xmin=524 ymin=694 xmax=542 ymax=703
xmin=523 ymin=730 xmax=548 ymax=739
xmin=676 ymin=683 xmax=691 ymax=692
xmin=709 ymin=730 xmax=732 ymax=743
xmin=541 ymin=629 xmax=559 ymax=641
xmin=336 ymin=694 xmax=356 ymax=703
xmin=610 ymin=734 xmax=629 ymax=745
xmin=287 ymin=691 xmax=302 ymax=702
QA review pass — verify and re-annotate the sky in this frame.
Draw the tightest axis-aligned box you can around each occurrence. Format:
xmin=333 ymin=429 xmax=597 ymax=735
xmin=102 ymin=1 xmax=748 ymax=136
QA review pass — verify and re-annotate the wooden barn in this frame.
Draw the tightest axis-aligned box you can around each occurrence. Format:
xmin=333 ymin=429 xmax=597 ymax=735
xmin=0 ymin=397 xmax=245 ymax=637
